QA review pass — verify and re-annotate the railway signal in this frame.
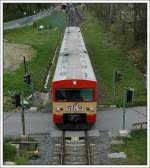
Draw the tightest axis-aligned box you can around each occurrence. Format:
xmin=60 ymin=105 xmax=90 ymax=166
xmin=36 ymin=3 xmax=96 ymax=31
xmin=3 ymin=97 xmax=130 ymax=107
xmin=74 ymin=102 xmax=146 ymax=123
xmin=11 ymin=93 xmax=26 ymax=136
xmin=126 ymin=88 xmax=134 ymax=103
xmin=24 ymin=74 xmax=31 ymax=85
xmin=115 ymin=71 xmax=123 ymax=82
xmin=122 ymin=87 xmax=134 ymax=130
xmin=112 ymin=70 xmax=123 ymax=106
xmin=11 ymin=93 xmax=21 ymax=107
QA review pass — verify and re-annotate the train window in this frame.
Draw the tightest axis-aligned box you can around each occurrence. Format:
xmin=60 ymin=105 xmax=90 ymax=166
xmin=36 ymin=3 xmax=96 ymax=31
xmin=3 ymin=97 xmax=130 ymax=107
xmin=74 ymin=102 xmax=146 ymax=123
xmin=56 ymin=88 xmax=93 ymax=101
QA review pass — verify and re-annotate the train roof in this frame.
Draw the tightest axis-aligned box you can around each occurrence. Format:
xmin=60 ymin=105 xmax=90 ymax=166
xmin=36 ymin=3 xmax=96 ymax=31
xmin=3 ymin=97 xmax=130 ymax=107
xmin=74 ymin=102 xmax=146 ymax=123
xmin=53 ymin=26 xmax=96 ymax=82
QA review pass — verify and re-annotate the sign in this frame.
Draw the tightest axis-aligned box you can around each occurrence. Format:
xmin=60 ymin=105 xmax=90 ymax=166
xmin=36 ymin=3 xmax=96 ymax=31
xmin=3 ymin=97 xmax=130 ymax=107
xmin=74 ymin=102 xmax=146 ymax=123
xmin=67 ymin=103 xmax=83 ymax=112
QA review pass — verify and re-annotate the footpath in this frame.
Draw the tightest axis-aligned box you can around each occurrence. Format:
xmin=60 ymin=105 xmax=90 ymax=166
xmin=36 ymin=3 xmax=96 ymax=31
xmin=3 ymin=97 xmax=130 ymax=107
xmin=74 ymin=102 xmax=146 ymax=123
xmin=3 ymin=8 xmax=54 ymax=30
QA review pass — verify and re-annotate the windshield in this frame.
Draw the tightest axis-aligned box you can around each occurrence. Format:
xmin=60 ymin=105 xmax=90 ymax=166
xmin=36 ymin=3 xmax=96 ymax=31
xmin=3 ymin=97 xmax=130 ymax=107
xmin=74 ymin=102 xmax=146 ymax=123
xmin=56 ymin=88 xmax=94 ymax=101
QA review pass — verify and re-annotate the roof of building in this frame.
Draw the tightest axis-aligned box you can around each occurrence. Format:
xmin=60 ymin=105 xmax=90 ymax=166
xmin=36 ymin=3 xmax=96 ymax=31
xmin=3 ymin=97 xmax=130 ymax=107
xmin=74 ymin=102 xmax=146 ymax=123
xmin=53 ymin=26 xmax=96 ymax=82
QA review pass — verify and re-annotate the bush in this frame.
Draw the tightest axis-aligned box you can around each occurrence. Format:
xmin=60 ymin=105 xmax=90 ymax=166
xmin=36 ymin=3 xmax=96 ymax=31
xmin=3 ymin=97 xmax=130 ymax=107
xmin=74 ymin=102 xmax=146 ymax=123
xmin=4 ymin=143 xmax=17 ymax=161
xmin=33 ymin=22 xmax=38 ymax=28
xmin=137 ymin=43 xmax=147 ymax=73
xmin=124 ymin=31 xmax=135 ymax=50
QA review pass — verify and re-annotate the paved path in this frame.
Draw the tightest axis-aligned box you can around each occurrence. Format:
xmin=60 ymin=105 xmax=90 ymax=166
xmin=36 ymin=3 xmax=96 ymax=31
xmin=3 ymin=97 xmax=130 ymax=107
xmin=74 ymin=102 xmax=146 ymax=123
xmin=94 ymin=106 xmax=147 ymax=131
xmin=3 ymin=9 xmax=54 ymax=30
xmin=3 ymin=106 xmax=147 ymax=137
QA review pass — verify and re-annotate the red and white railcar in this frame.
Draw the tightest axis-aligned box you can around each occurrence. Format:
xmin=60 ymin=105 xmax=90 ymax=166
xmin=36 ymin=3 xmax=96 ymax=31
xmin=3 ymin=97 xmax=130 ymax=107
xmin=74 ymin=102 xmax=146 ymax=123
xmin=52 ymin=27 xmax=97 ymax=128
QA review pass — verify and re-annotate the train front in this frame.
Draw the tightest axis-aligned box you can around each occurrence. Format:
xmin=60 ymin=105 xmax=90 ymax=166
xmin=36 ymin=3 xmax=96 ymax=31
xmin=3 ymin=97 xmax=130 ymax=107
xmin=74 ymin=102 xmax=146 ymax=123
xmin=52 ymin=79 xmax=96 ymax=128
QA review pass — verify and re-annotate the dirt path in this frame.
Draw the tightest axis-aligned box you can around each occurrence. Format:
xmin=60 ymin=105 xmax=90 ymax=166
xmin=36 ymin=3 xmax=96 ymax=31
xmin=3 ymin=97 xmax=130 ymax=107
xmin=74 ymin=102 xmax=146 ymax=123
xmin=4 ymin=42 xmax=36 ymax=72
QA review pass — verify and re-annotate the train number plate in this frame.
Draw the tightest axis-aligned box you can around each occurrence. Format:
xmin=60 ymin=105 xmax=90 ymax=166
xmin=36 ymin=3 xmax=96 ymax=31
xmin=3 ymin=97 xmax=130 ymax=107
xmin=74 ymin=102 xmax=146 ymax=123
xmin=67 ymin=103 xmax=83 ymax=112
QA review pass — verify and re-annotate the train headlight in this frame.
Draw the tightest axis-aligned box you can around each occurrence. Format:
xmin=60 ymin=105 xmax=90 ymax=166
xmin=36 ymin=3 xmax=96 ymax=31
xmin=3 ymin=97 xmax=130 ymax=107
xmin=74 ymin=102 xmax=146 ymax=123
xmin=56 ymin=107 xmax=63 ymax=112
xmin=87 ymin=107 xmax=94 ymax=111
xmin=89 ymin=107 xmax=94 ymax=111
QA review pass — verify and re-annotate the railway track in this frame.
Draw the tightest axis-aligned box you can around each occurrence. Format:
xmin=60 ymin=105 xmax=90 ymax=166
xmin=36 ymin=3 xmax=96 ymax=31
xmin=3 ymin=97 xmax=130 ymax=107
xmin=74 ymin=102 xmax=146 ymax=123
xmin=68 ymin=6 xmax=85 ymax=26
xmin=43 ymin=5 xmax=84 ymax=91
xmin=48 ymin=6 xmax=98 ymax=165
xmin=50 ymin=130 xmax=100 ymax=165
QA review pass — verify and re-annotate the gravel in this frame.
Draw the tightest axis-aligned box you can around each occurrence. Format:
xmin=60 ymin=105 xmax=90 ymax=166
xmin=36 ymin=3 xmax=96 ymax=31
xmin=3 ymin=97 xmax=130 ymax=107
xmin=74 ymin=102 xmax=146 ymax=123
xmin=27 ymin=130 xmax=128 ymax=165
xmin=28 ymin=134 xmax=52 ymax=165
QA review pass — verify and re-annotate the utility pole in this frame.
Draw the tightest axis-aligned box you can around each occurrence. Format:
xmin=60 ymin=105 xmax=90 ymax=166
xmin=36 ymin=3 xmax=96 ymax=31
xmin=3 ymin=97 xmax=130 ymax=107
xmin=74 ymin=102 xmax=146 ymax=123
xmin=122 ymin=87 xmax=134 ymax=130
xmin=24 ymin=56 xmax=27 ymax=74
xmin=31 ymin=73 xmax=34 ymax=104
xmin=112 ymin=70 xmax=116 ymax=106
xmin=109 ymin=4 xmax=113 ymax=25
xmin=11 ymin=93 xmax=26 ymax=136
xmin=112 ymin=70 xmax=123 ymax=106
xmin=23 ymin=56 xmax=34 ymax=104
xmin=122 ymin=88 xmax=127 ymax=130
xmin=21 ymin=97 xmax=25 ymax=136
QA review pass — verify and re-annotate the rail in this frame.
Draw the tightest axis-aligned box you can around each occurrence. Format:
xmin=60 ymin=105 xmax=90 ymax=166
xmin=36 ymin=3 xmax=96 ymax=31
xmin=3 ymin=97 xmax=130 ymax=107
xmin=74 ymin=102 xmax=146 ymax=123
xmin=68 ymin=5 xmax=85 ymax=26
xmin=132 ymin=121 xmax=147 ymax=129
xmin=85 ymin=130 xmax=91 ymax=165
xmin=58 ymin=130 xmax=93 ymax=165
xmin=60 ymin=130 xmax=65 ymax=165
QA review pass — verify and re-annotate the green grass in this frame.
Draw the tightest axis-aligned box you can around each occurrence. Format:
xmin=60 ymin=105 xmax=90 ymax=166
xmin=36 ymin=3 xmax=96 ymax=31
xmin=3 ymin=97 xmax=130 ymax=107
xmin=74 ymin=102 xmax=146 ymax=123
xmin=4 ymin=11 xmax=67 ymax=111
xmin=35 ymin=10 xmax=67 ymax=28
xmin=15 ymin=157 xmax=27 ymax=165
xmin=80 ymin=11 xmax=146 ymax=106
xmin=110 ymin=129 xmax=147 ymax=165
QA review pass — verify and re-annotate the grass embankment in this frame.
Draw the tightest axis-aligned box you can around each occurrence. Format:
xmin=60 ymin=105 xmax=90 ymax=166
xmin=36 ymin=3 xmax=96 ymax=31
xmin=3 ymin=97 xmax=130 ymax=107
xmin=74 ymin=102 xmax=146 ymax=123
xmin=4 ymin=11 xmax=67 ymax=111
xmin=110 ymin=129 xmax=147 ymax=165
xmin=80 ymin=11 xmax=146 ymax=106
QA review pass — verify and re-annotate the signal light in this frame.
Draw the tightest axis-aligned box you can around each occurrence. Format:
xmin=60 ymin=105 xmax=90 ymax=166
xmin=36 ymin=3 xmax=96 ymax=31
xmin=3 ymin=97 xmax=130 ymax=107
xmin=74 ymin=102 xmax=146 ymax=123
xmin=11 ymin=94 xmax=21 ymax=107
xmin=24 ymin=74 xmax=31 ymax=84
xmin=115 ymin=71 xmax=123 ymax=82
xmin=126 ymin=88 xmax=134 ymax=103
xmin=61 ymin=4 xmax=67 ymax=9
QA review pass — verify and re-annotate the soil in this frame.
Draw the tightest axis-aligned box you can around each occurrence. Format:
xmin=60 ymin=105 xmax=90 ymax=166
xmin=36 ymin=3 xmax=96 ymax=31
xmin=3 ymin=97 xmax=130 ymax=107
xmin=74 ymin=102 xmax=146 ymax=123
xmin=4 ymin=42 xmax=36 ymax=72
xmin=33 ymin=91 xmax=49 ymax=106
xmin=128 ymin=47 xmax=141 ymax=62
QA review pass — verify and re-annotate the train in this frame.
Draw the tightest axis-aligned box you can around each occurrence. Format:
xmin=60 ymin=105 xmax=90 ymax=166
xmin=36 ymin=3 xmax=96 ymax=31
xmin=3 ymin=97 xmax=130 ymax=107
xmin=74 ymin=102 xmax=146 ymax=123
xmin=52 ymin=26 xmax=97 ymax=129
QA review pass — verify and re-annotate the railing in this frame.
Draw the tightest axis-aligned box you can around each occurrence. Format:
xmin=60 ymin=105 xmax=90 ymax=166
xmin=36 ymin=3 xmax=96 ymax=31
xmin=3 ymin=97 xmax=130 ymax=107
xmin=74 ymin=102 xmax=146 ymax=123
xmin=132 ymin=121 xmax=147 ymax=129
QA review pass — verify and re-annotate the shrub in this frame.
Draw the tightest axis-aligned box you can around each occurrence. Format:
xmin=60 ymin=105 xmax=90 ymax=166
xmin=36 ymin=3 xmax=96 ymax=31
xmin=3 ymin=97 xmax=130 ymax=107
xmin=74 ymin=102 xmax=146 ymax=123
xmin=4 ymin=143 xmax=17 ymax=161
